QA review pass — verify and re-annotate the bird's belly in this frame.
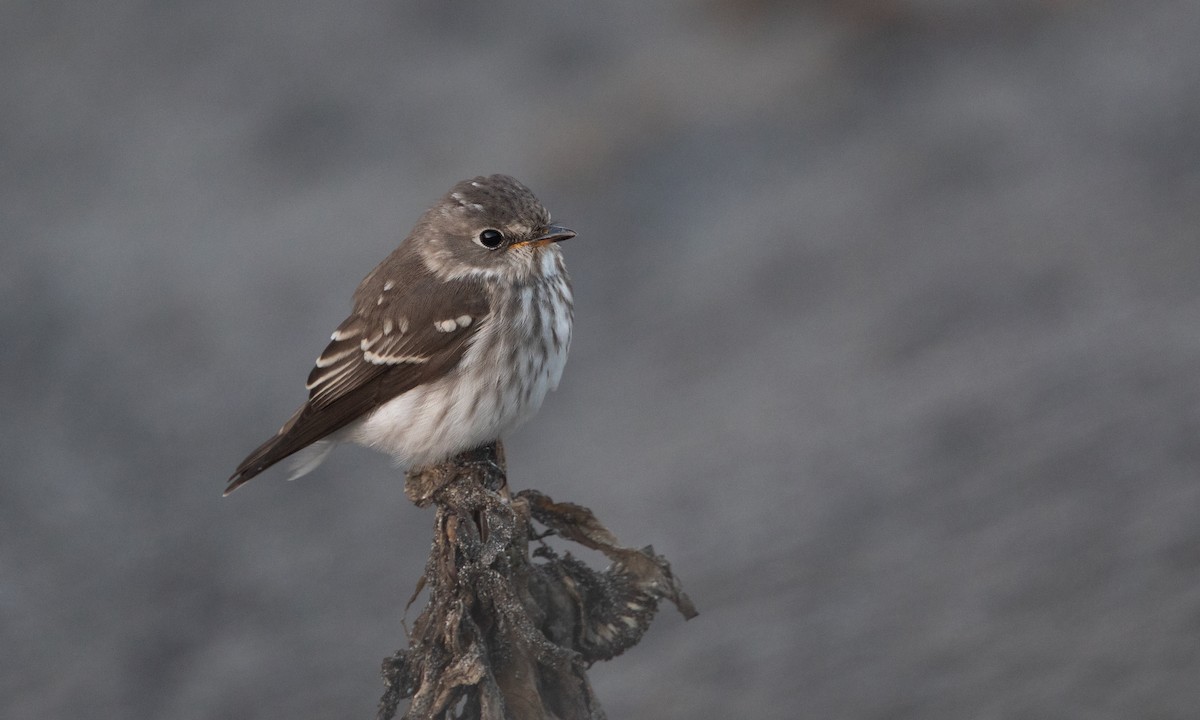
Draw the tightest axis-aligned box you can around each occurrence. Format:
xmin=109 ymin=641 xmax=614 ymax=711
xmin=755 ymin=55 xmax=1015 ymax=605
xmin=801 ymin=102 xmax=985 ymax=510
xmin=349 ymin=320 xmax=569 ymax=467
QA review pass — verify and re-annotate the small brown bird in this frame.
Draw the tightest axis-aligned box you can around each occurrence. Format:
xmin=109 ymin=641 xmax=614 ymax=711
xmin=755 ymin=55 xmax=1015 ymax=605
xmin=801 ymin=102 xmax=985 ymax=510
xmin=226 ymin=174 xmax=574 ymax=495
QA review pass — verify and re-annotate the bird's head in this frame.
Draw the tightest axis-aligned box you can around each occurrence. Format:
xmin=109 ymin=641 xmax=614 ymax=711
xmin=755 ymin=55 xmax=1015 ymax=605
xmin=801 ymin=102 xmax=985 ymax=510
xmin=416 ymin=174 xmax=574 ymax=281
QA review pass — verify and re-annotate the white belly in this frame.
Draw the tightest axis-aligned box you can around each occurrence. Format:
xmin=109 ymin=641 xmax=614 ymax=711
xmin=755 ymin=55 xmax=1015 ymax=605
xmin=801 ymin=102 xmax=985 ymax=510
xmin=349 ymin=260 xmax=571 ymax=467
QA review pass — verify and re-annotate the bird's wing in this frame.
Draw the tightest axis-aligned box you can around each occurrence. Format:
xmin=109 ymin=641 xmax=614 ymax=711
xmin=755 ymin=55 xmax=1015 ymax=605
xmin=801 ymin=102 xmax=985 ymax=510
xmin=226 ymin=265 xmax=489 ymax=493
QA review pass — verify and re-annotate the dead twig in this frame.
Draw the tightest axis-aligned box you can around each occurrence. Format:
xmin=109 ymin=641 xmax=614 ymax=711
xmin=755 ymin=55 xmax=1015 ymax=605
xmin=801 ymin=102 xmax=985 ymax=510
xmin=378 ymin=443 xmax=696 ymax=720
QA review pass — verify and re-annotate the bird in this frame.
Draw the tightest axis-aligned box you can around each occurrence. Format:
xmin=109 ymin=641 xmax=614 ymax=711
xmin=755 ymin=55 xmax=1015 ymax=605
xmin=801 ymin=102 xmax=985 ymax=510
xmin=226 ymin=174 xmax=574 ymax=495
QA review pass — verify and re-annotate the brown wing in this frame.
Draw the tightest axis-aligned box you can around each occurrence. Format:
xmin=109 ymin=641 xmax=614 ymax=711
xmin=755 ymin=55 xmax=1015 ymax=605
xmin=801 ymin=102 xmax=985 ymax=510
xmin=226 ymin=253 xmax=489 ymax=494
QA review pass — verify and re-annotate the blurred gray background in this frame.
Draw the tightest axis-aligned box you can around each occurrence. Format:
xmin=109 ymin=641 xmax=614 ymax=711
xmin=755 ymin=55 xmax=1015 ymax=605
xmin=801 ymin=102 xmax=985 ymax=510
xmin=4 ymin=0 xmax=1200 ymax=718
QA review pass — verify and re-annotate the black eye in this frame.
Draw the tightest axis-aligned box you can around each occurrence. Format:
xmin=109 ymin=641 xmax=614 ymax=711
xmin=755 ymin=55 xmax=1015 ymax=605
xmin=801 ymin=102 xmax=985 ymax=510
xmin=476 ymin=229 xmax=504 ymax=249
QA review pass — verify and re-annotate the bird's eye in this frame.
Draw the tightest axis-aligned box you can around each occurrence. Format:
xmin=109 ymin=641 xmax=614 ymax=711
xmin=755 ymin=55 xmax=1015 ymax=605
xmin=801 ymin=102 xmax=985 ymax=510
xmin=475 ymin=229 xmax=504 ymax=250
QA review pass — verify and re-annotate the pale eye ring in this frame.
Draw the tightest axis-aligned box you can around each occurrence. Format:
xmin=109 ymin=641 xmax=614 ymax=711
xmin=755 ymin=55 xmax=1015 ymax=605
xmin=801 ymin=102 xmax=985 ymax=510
xmin=475 ymin=228 xmax=504 ymax=250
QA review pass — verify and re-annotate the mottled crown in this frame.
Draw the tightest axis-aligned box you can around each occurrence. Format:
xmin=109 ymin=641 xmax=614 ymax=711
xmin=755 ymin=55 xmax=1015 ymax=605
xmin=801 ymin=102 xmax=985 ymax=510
xmin=442 ymin=174 xmax=550 ymax=235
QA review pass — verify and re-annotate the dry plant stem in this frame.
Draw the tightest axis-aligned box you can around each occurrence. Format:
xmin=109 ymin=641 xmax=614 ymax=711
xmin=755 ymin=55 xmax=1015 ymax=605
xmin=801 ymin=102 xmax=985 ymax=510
xmin=379 ymin=443 xmax=697 ymax=720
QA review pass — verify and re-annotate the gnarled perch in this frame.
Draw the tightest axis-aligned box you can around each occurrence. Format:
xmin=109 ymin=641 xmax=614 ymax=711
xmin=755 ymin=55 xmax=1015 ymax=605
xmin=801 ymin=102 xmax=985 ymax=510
xmin=378 ymin=443 xmax=697 ymax=720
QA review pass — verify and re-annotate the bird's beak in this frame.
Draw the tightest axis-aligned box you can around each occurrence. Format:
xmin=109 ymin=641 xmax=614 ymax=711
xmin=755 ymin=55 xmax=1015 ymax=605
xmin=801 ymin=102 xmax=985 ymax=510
xmin=514 ymin=225 xmax=576 ymax=248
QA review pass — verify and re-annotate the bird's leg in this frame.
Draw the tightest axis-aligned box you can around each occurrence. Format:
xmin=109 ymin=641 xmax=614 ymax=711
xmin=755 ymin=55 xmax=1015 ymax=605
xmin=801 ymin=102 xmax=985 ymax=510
xmin=404 ymin=443 xmax=505 ymax=507
xmin=448 ymin=441 xmax=508 ymax=496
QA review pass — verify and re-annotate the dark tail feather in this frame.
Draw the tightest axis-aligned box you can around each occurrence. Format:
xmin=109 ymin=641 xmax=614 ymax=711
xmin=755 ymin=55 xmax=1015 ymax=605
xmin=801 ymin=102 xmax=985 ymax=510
xmin=224 ymin=406 xmax=309 ymax=495
xmin=225 ymin=435 xmax=285 ymax=495
xmin=225 ymin=392 xmax=376 ymax=495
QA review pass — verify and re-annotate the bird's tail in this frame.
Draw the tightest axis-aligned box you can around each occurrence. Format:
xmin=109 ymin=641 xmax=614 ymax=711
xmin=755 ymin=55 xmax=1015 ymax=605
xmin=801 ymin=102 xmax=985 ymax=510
xmin=225 ymin=406 xmax=311 ymax=495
